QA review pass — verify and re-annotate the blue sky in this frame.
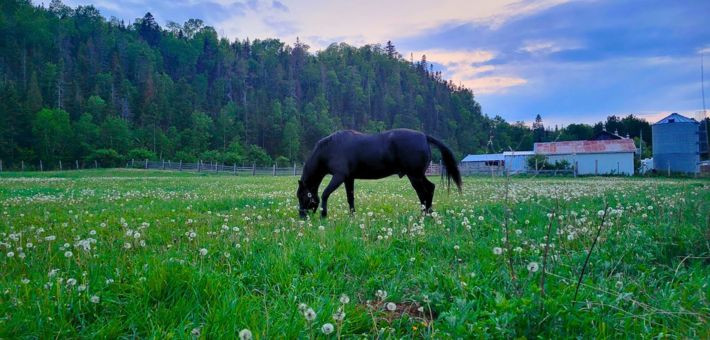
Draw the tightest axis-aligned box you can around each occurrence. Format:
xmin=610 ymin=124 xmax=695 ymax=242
xmin=58 ymin=0 xmax=710 ymax=126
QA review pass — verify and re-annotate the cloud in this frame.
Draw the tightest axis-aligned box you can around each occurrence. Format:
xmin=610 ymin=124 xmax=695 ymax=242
xmin=271 ymin=0 xmax=288 ymax=12
xmin=410 ymin=49 xmax=526 ymax=94
xmin=518 ymin=39 xmax=581 ymax=55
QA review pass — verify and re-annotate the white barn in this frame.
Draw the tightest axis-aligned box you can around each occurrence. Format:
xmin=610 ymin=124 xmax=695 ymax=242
xmin=534 ymin=139 xmax=636 ymax=175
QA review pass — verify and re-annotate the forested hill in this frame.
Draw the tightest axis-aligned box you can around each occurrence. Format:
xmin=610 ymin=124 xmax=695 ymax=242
xmin=0 ymin=0 xmax=504 ymax=168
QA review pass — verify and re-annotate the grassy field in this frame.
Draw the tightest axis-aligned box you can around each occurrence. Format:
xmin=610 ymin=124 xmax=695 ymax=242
xmin=0 ymin=170 xmax=708 ymax=338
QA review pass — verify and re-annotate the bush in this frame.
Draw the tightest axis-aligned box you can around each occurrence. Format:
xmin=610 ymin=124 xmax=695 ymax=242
xmin=86 ymin=149 xmax=123 ymax=167
xmin=173 ymin=151 xmax=197 ymax=163
xmin=246 ymin=145 xmax=272 ymax=166
xmin=199 ymin=150 xmax=222 ymax=163
xmin=127 ymin=148 xmax=157 ymax=161
xmin=274 ymin=156 xmax=290 ymax=167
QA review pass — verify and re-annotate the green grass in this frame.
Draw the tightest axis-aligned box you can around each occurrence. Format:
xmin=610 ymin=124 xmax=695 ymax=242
xmin=0 ymin=170 xmax=708 ymax=338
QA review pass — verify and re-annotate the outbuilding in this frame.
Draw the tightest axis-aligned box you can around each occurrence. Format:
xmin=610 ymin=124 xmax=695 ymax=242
xmin=534 ymin=139 xmax=636 ymax=175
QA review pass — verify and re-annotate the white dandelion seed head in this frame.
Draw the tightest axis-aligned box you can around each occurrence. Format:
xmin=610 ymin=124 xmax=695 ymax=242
xmin=64 ymin=251 xmax=73 ymax=258
xmin=332 ymin=310 xmax=345 ymax=321
xmin=527 ymin=262 xmax=540 ymax=272
xmin=304 ymin=308 xmax=317 ymax=321
xmin=90 ymin=295 xmax=100 ymax=304
xmin=493 ymin=247 xmax=503 ymax=255
xmin=321 ymin=323 xmax=334 ymax=334
xmin=385 ymin=302 xmax=397 ymax=311
xmin=199 ymin=248 xmax=208 ymax=256
xmin=238 ymin=329 xmax=253 ymax=340
xmin=375 ymin=289 xmax=388 ymax=300
xmin=339 ymin=294 xmax=350 ymax=304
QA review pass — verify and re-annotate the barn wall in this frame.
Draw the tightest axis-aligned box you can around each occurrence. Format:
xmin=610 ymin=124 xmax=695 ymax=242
xmin=504 ymin=155 xmax=531 ymax=172
xmin=547 ymin=153 xmax=634 ymax=175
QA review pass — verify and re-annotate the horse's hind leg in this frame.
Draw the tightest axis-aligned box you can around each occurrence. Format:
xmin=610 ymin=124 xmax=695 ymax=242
xmin=423 ymin=178 xmax=435 ymax=212
xmin=407 ymin=175 xmax=428 ymax=211
xmin=345 ymin=178 xmax=355 ymax=214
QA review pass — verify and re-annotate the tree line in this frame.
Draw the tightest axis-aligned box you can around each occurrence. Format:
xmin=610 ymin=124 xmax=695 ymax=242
xmin=0 ymin=0 xmax=657 ymax=169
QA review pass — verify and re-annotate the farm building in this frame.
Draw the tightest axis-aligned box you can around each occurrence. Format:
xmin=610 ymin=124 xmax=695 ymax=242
xmin=534 ymin=138 xmax=636 ymax=175
xmin=652 ymin=113 xmax=701 ymax=174
xmin=503 ymin=151 xmax=535 ymax=173
xmin=460 ymin=153 xmax=504 ymax=173
xmin=460 ymin=151 xmax=534 ymax=174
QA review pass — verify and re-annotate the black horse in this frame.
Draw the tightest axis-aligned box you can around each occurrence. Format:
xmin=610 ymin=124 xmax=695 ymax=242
xmin=297 ymin=129 xmax=462 ymax=218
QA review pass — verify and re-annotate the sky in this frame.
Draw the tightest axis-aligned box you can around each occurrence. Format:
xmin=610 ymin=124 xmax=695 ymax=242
xmin=58 ymin=0 xmax=710 ymax=127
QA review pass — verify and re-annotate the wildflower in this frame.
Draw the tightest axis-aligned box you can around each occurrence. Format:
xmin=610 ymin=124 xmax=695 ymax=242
xmin=493 ymin=247 xmax=503 ymax=255
xmin=597 ymin=210 xmax=605 ymax=217
xmin=78 ymin=284 xmax=87 ymax=292
xmin=453 ymin=245 xmax=460 ymax=251
xmin=199 ymin=248 xmax=208 ymax=256
xmin=90 ymin=295 xmax=100 ymax=304
xmin=191 ymin=327 xmax=201 ymax=337
xmin=339 ymin=294 xmax=350 ymax=304
xmin=66 ymin=278 xmax=77 ymax=286
xmin=123 ymin=242 xmax=132 ymax=249
xmin=64 ymin=251 xmax=73 ymax=258
xmin=478 ymin=216 xmax=484 ymax=221
xmin=321 ymin=323 xmax=334 ymax=334
xmin=375 ymin=289 xmax=388 ymax=300
xmin=332 ymin=310 xmax=345 ymax=321
xmin=6 ymin=252 xmax=14 ymax=258
xmin=515 ymin=229 xmax=522 ymax=235
xmin=298 ymin=303 xmax=308 ymax=313
xmin=21 ymin=278 xmax=30 ymax=284
xmin=18 ymin=252 xmax=26 ymax=259
xmin=527 ymin=262 xmax=540 ymax=272
xmin=386 ymin=302 xmax=397 ymax=311
xmin=238 ymin=329 xmax=253 ymax=340
xmin=304 ymin=308 xmax=317 ymax=321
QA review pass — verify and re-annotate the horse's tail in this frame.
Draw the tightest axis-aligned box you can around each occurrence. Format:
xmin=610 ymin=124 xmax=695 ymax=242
xmin=426 ymin=135 xmax=462 ymax=193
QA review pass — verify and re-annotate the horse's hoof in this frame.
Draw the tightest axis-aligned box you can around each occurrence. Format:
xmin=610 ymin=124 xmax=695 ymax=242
xmin=321 ymin=210 xmax=328 ymax=218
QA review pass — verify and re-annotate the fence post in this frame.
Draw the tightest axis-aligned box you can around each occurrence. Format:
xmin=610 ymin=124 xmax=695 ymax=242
xmin=21 ymin=161 xmax=25 ymax=171
xmin=40 ymin=160 xmax=43 ymax=171
xmin=76 ymin=160 xmax=79 ymax=170
xmin=144 ymin=159 xmax=148 ymax=169
xmin=252 ymin=163 xmax=256 ymax=176
xmin=179 ymin=160 xmax=183 ymax=171
xmin=198 ymin=160 xmax=201 ymax=172
xmin=535 ymin=159 xmax=538 ymax=175
xmin=293 ymin=163 xmax=297 ymax=176
xmin=94 ymin=160 xmax=98 ymax=169
xmin=273 ymin=164 xmax=276 ymax=176
xmin=233 ymin=163 xmax=237 ymax=175
xmin=59 ymin=160 xmax=62 ymax=171
xmin=162 ymin=159 xmax=165 ymax=170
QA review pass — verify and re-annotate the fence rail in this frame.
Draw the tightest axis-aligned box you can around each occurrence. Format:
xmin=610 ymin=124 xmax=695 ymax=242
xmin=0 ymin=158 xmax=577 ymax=177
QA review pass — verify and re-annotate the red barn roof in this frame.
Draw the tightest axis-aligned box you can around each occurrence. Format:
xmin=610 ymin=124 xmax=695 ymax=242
xmin=535 ymin=139 xmax=636 ymax=155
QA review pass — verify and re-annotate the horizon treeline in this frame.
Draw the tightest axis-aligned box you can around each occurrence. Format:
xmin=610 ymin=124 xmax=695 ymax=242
xmin=0 ymin=0 xmax=656 ymax=169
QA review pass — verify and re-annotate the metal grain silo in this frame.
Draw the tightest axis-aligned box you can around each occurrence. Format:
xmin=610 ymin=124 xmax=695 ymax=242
xmin=652 ymin=113 xmax=700 ymax=173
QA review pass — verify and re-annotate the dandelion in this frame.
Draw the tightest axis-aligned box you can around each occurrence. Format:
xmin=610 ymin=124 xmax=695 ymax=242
xmin=298 ymin=303 xmax=308 ymax=313
xmin=493 ymin=247 xmax=503 ymax=255
xmin=21 ymin=278 xmax=30 ymax=284
xmin=66 ymin=278 xmax=77 ymax=286
xmin=527 ymin=262 xmax=539 ymax=272
xmin=385 ymin=302 xmax=397 ymax=311
xmin=375 ymin=289 xmax=388 ymax=300
xmin=199 ymin=248 xmax=208 ymax=256
xmin=478 ymin=216 xmax=484 ymax=221
xmin=90 ymin=295 xmax=100 ymax=304
xmin=321 ymin=323 xmax=334 ymax=334
xmin=339 ymin=294 xmax=350 ymax=304
xmin=78 ymin=284 xmax=87 ymax=292
xmin=304 ymin=308 xmax=317 ymax=321
xmin=453 ymin=245 xmax=460 ymax=251
xmin=123 ymin=242 xmax=132 ymax=249
xmin=238 ymin=329 xmax=253 ymax=340
xmin=597 ymin=210 xmax=605 ymax=217
xmin=191 ymin=327 xmax=201 ymax=337
xmin=6 ymin=251 xmax=14 ymax=258
xmin=332 ymin=310 xmax=345 ymax=321
xmin=64 ymin=250 xmax=73 ymax=258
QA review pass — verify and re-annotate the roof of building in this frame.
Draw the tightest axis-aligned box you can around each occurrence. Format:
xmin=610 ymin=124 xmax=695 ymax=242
xmin=654 ymin=113 xmax=698 ymax=125
xmin=535 ymin=139 xmax=636 ymax=155
xmin=461 ymin=153 xmax=504 ymax=162
xmin=503 ymin=151 xmax=535 ymax=156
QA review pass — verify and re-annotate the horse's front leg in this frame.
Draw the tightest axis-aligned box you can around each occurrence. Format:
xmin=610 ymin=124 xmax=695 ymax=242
xmin=345 ymin=178 xmax=355 ymax=214
xmin=320 ymin=175 xmax=344 ymax=218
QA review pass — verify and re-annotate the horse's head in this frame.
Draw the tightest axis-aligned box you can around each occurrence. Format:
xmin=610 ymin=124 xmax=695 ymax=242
xmin=297 ymin=180 xmax=319 ymax=218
